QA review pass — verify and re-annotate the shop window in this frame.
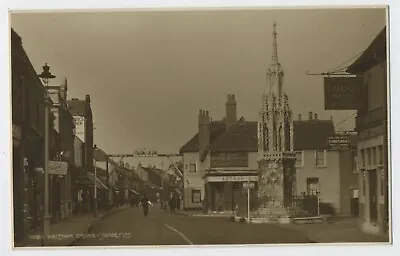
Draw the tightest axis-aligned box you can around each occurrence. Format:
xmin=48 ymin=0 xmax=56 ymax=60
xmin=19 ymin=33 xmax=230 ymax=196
xmin=380 ymin=174 xmax=384 ymax=196
xmin=372 ymin=147 xmax=377 ymax=165
xmin=295 ymin=151 xmax=304 ymax=167
xmin=306 ymin=177 xmax=320 ymax=196
xmin=360 ymin=149 xmax=365 ymax=167
xmin=353 ymin=154 xmax=358 ymax=173
xmin=192 ymin=189 xmax=201 ymax=203
xmin=378 ymin=145 xmax=383 ymax=165
xmin=362 ymin=173 xmax=366 ymax=197
xmin=366 ymin=148 xmax=371 ymax=166
xmin=315 ymin=149 xmax=326 ymax=167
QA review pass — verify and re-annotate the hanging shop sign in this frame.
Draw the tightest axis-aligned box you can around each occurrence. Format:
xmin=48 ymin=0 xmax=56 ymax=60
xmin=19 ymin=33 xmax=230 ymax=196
xmin=48 ymin=161 xmax=68 ymax=175
xmin=324 ymin=77 xmax=364 ymax=110
xmin=328 ymin=135 xmax=351 ymax=151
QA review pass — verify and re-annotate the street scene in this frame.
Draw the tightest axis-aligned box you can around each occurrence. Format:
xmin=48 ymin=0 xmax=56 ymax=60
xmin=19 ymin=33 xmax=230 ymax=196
xmin=10 ymin=7 xmax=390 ymax=247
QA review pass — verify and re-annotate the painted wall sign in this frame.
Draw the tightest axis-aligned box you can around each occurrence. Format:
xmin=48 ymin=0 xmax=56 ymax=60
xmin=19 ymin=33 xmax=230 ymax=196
xmin=205 ymin=175 xmax=258 ymax=183
xmin=324 ymin=77 xmax=364 ymax=110
xmin=243 ymin=182 xmax=255 ymax=189
xmin=328 ymin=135 xmax=351 ymax=151
xmin=210 ymin=152 xmax=248 ymax=168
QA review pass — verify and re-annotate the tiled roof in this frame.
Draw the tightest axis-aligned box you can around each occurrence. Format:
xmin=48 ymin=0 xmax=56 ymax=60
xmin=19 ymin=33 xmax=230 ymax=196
xmin=68 ymin=99 xmax=86 ymax=116
xmin=293 ymin=120 xmax=335 ymax=150
xmin=179 ymin=121 xmax=226 ymax=153
xmin=180 ymin=117 xmax=336 ymax=153
xmin=347 ymin=26 xmax=386 ymax=74
xmin=209 ymin=121 xmax=258 ymax=152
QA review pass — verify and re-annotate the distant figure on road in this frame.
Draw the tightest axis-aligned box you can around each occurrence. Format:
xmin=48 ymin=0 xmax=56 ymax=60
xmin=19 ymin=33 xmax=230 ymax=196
xmin=141 ymin=194 xmax=150 ymax=217
xmin=202 ymin=197 xmax=208 ymax=215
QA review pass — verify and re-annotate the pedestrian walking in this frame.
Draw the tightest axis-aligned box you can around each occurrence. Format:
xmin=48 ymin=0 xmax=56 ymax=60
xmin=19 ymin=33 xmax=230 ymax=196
xmin=141 ymin=194 xmax=152 ymax=217
xmin=202 ymin=196 xmax=208 ymax=215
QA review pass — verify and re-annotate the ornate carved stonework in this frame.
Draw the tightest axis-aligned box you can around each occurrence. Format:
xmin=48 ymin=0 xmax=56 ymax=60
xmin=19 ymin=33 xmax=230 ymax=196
xmin=257 ymin=22 xmax=296 ymax=216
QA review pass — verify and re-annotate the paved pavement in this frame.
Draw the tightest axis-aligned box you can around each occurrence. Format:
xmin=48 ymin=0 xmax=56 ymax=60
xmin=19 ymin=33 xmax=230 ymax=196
xmin=274 ymin=217 xmax=390 ymax=243
xmin=72 ymin=206 xmax=313 ymax=246
xmin=17 ymin=207 xmax=126 ymax=247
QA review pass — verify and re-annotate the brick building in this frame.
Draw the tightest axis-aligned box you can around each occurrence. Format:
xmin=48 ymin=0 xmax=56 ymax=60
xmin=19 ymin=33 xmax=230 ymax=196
xmin=67 ymin=96 xmax=94 ymax=172
xmin=11 ymin=28 xmax=54 ymax=243
xmin=180 ymin=94 xmax=357 ymax=214
xmin=46 ymin=80 xmax=76 ymax=222
xmin=293 ymin=112 xmax=358 ymax=216
xmin=347 ymin=26 xmax=389 ymax=235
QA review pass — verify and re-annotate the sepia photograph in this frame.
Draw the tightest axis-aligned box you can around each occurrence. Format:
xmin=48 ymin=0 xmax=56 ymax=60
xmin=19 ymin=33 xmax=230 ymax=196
xmin=8 ymin=5 xmax=391 ymax=249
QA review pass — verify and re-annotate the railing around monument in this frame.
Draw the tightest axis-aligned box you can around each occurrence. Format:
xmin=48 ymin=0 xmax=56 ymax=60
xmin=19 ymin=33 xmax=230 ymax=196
xmin=235 ymin=193 xmax=319 ymax=219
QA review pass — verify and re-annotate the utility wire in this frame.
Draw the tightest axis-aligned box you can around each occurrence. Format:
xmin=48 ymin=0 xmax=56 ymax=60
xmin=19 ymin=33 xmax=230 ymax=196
xmin=328 ymin=50 xmax=365 ymax=74
xmin=334 ymin=112 xmax=357 ymax=128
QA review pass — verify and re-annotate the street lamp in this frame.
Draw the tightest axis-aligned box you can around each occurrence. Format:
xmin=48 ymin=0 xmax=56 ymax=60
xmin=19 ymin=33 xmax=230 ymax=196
xmin=93 ymin=144 xmax=98 ymax=217
xmin=38 ymin=63 xmax=55 ymax=246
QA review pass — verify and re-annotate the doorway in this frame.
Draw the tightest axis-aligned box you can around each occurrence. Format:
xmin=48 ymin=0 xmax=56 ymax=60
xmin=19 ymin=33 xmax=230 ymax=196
xmin=368 ymin=170 xmax=378 ymax=224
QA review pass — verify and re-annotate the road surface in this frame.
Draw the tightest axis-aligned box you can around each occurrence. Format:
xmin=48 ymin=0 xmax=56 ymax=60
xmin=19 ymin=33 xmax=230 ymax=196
xmin=73 ymin=206 xmax=312 ymax=246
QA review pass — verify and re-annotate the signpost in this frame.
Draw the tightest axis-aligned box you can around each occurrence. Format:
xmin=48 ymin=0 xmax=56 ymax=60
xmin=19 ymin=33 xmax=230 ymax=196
xmin=243 ymin=181 xmax=255 ymax=220
xmin=324 ymin=77 xmax=364 ymax=110
xmin=328 ymin=135 xmax=351 ymax=151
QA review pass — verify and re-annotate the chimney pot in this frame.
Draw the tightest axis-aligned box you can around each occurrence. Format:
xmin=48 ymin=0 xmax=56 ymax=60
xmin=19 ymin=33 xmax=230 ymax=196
xmin=314 ymin=113 xmax=318 ymax=120
xmin=308 ymin=112 xmax=312 ymax=120
xmin=298 ymin=114 xmax=302 ymax=121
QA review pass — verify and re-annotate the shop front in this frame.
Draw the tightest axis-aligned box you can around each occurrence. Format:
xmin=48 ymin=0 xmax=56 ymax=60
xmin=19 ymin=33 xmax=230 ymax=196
xmin=204 ymin=170 xmax=258 ymax=212
xmin=76 ymin=170 xmax=109 ymax=212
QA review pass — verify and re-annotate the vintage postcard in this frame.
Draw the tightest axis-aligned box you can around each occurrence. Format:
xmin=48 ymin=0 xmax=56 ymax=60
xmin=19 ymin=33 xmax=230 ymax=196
xmin=9 ymin=6 xmax=391 ymax=248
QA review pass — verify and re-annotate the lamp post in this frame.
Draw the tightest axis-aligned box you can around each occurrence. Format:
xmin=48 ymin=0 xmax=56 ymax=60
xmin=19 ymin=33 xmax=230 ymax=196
xmin=93 ymin=144 xmax=98 ymax=217
xmin=38 ymin=63 xmax=55 ymax=246
xmin=316 ymin=191 xmax=321 ymax=216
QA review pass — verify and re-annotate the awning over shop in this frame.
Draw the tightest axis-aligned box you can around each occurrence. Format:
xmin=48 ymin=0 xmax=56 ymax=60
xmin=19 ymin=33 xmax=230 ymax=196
xmin=76 ymin=172 xmax=109 ymax=190
xmin=147 ymin=183 xmax=162 ymax=190
xmin=174 ymin=188 xmax=182 ymax=195
xmin=130 ymin=189 xmax=139 ymax=195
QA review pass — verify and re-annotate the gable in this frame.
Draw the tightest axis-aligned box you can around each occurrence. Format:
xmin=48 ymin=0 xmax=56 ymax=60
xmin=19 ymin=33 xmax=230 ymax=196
xmin=293 ymin=120 xmax=335 ymax=150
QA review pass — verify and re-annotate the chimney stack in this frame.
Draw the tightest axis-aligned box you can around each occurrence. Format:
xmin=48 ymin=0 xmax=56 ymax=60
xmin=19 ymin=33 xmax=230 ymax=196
xmin=60 ymin=77 xmax=68 ymax=100
xmin=314 ymin=113 xmax=318 ymax=120
xmin=198 ymin=109 xmax=210 ymax=159
xmin=308 ymin=112 xmax=313 ymax=120
xmin=298 ymin=114 xmax=302 ymax=121
xmin=225 ymin=94 xmax=237 ymax=129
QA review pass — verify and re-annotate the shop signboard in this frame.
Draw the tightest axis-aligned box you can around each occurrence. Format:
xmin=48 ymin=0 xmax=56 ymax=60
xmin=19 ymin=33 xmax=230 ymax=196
xmin=210 ymin=152 xmax=248 ymax=168
xmin=324 ymin=77 xmax=364 ymax=110
xmin=243 ymin=182 xmax=255 ymax=189
xmin=328 ymin=135 xmax=351 ymax=151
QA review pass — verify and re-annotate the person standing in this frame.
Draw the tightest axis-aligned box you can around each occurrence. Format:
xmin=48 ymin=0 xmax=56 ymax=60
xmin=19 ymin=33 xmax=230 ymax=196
xmin=141 ymin=194 xmax=150 ymax=217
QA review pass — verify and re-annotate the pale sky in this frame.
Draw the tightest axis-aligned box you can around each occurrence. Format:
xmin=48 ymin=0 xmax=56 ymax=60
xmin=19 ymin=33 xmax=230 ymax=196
xmin=10 ymin=8 xmax=386 ymax=156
